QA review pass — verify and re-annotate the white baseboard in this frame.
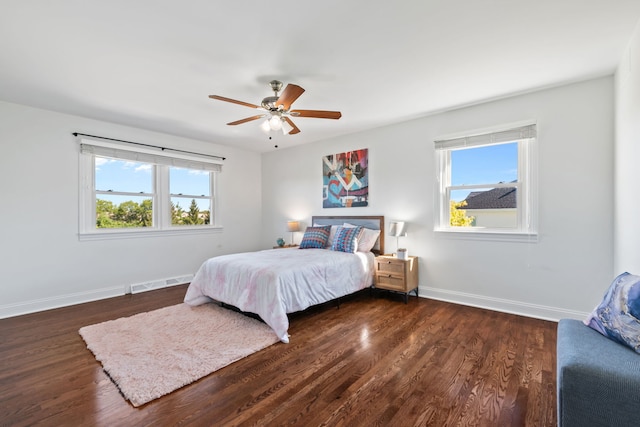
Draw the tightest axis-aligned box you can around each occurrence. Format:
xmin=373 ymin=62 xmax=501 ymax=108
xmin=2 ymin=282 xmax=587 ymax=322
xmin=1 ymin=275 xmax=194 ymax=319
xmin=418 ymin=286 xmax=589 ymax=322
xmin=0 ymin=286 xmax=124 ymax=319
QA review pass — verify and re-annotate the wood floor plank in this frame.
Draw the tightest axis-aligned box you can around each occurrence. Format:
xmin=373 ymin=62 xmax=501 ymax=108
xmin=0 ymin=285 xmax=557 ymax=426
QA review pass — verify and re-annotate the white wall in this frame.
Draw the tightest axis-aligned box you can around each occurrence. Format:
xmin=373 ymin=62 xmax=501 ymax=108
xmin=615 ymin=20 xmax=640 ymax=274
xmin=262 ymin=77 xmax=614 ymax=320
xmin=0 ymin=101 xmax=263 ymax=317
xmin=0 ymin=75 xmax=618 ymax=321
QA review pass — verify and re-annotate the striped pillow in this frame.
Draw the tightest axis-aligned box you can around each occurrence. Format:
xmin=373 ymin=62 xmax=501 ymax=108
xmin=331 ymin=226 xmax=363 ymax=253
xmin=299 ymin=225 xmax=331 ymax=249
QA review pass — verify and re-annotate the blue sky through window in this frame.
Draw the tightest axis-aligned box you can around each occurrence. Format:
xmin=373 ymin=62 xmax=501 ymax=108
xmin=95 ymin=157 xmax=152 ymax=193
xmin=450 ymin=142 xmax=518 ymax=202
xmin=170 ymin=166 xmax=211 ymax=211
xmin=95 ymin=157 xmax=211 ymax=210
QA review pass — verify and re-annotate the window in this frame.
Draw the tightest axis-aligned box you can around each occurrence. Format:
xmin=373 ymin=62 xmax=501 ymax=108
xmin=434 ymin=122 xmax=537 ymax=240
xmin=169 ymin=166 xmax=212 ymax=226
xmin=79 ymin=137 xmax=222 ymax=239
xmin=95 ymin=157 xmax=155 ymax=228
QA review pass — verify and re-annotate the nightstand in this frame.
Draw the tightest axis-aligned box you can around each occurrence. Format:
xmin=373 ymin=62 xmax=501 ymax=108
xmin=273 ymin=244 xmax=299 ymax=249
xmin=374 ymin=255 xmax=419 ymax=303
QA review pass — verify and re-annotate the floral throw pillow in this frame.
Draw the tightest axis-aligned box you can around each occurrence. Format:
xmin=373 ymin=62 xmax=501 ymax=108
xmin=584 ymin=272 xmax=640 ymax=353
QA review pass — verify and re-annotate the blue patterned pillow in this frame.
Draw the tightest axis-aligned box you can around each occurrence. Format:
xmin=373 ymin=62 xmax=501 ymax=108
xmin=299 ymin=225 xmax=331 ymax=249
xmin=584 ymin=272 xmax=640 ymax=353
xmin=330 ymin=226 xmax=363 ymax=253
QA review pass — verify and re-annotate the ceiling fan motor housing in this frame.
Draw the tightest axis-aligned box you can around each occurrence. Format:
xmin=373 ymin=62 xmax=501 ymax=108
xmin=261 ymin=96 xmax=281 ymax=111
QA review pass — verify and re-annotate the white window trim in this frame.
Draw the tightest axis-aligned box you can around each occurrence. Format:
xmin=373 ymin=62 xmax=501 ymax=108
xmin=434 ymin=121 xmax=538 ymax=241
xmin=78 ymin=137 xmax=222 ymax=240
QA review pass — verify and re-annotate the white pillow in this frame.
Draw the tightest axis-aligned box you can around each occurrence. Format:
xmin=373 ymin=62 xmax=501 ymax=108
xmin=343 ymin=223 xmax=380 ymax=252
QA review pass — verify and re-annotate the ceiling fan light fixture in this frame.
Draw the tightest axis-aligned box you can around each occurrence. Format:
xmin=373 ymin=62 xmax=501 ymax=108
xmin=260 ymin=119 xmax=271 ymax=133
xmin=269 ymin=115 xmax=282 ymax=131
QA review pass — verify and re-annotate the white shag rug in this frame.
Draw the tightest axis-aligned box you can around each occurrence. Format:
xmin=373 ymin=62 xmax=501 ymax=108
xmin=79 ymin=302 xmax=279 ymax=407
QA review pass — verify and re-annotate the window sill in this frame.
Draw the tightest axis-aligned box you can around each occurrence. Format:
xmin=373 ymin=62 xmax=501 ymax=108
xmin=79 ymin=226 xmax=223 ymax=241
xmin=434 ymin=228 xmax=538 ymax=243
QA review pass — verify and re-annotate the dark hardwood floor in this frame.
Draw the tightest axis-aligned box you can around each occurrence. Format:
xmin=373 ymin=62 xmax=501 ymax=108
xmin=0 ymin=285 xmax=557 ymax=426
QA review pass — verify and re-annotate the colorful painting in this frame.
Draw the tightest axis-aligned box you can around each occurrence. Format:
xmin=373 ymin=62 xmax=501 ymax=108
xmin=322 ymin=148 xmax=368 ymax=208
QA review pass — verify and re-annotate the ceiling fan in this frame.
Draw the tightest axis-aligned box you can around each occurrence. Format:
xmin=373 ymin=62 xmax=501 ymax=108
xmin=209 ymin=80 xmax=341 ymax=135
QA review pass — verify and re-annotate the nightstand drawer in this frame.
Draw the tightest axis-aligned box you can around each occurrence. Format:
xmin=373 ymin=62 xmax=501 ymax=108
xmin=375 ymin=259 xmax=405 ymax=275
xmin=375 ymin=273 xmax=406 ymax=291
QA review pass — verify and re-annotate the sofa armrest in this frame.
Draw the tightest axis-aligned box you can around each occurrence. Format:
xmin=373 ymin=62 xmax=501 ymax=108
xmin=557 ymin=319 xmax=640 ymax=427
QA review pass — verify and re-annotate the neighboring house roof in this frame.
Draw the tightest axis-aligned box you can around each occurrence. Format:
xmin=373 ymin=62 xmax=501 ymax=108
xmin=461 ymin=187 xmax=517 ymax=209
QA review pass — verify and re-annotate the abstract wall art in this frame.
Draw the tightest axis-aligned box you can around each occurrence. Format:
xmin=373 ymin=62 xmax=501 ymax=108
xmin=322 ymin=148 xmax=368 ymax=208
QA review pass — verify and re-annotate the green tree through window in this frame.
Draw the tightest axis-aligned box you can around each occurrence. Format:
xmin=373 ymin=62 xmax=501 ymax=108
xmin=96 ymin=199 xmax=153 ymax=228
xmin=450 ymin=200 xmax=475 ymax=227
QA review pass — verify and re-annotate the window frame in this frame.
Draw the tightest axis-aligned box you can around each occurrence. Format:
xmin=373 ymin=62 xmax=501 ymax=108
xmin=434 ymin=121 xmax=538 ymax=242
xmin=78 ymin=137 xmax=222 ymax=241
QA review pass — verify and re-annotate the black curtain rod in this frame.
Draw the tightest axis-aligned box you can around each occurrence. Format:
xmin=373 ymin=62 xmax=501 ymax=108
xmin=72 ymin=132 xmax=226 ymax=161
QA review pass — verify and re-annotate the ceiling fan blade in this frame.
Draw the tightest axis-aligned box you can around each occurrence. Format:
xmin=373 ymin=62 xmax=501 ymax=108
xmin=227 ymin=115 xmax=266 ymax=126
xmin=276 ymin=84 xmax=305 ymax=110
xmin=209 ymin=95 xmax=260 ymax=109
xmin=289 ymin=109 xmax=342 ymax=120
xmin=283 ymin=117 xmax=301 ymax=135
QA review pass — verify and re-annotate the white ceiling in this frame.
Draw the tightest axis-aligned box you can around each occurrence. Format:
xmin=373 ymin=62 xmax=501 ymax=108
xmin=1 ymin=1 xmax=639 ymax=153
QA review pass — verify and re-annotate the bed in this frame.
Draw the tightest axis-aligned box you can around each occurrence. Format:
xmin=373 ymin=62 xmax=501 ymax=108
xmin=184 ymin=215 xmax=384 ymax=343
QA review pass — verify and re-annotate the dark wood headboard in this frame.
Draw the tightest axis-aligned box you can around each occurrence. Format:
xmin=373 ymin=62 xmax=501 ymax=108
xmin=311 ymin=215 xmax=385 ymax=255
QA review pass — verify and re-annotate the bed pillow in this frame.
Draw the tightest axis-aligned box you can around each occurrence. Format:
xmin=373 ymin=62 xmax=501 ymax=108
xmin=314 ymin=223 xmax=339 ymax=248
xmin=584 ymin=272 xmax=640 ymax=354
xmin=331 ymin=226 xmax=363 ymax=253
xmin=343 ymin=223 xmax=380 ymax=252
xmin=298 ymin=225 xmax=331 ymax=249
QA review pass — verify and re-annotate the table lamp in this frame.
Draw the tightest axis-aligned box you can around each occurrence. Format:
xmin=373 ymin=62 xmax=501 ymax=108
xmin=389 ymin=221 xmax=407 ymax=257
xmin=287 ymin=220 xmax=300 ymax=245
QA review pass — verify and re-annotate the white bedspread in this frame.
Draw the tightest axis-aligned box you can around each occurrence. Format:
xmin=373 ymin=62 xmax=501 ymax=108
xmin=184 ymin=248 xmax=374 ymax=343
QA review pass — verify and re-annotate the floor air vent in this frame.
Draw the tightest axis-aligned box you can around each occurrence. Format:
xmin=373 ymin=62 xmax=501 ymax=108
xmin=128 ymin=274 xmax=193 ymax=294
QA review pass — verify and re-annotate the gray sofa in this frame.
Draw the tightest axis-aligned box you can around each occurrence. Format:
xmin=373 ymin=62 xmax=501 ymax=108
xmin=557 ymin=319 xmax=640 ymax=427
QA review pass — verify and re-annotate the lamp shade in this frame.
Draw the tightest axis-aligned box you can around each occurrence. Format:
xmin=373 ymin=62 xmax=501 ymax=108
xmin=389 ymin=221 xmax=407 ymax=237
xmin=287 ymin=220 xmax=301 ymax=232
xmin=269 ymin=116 xmax=282 ymax=131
